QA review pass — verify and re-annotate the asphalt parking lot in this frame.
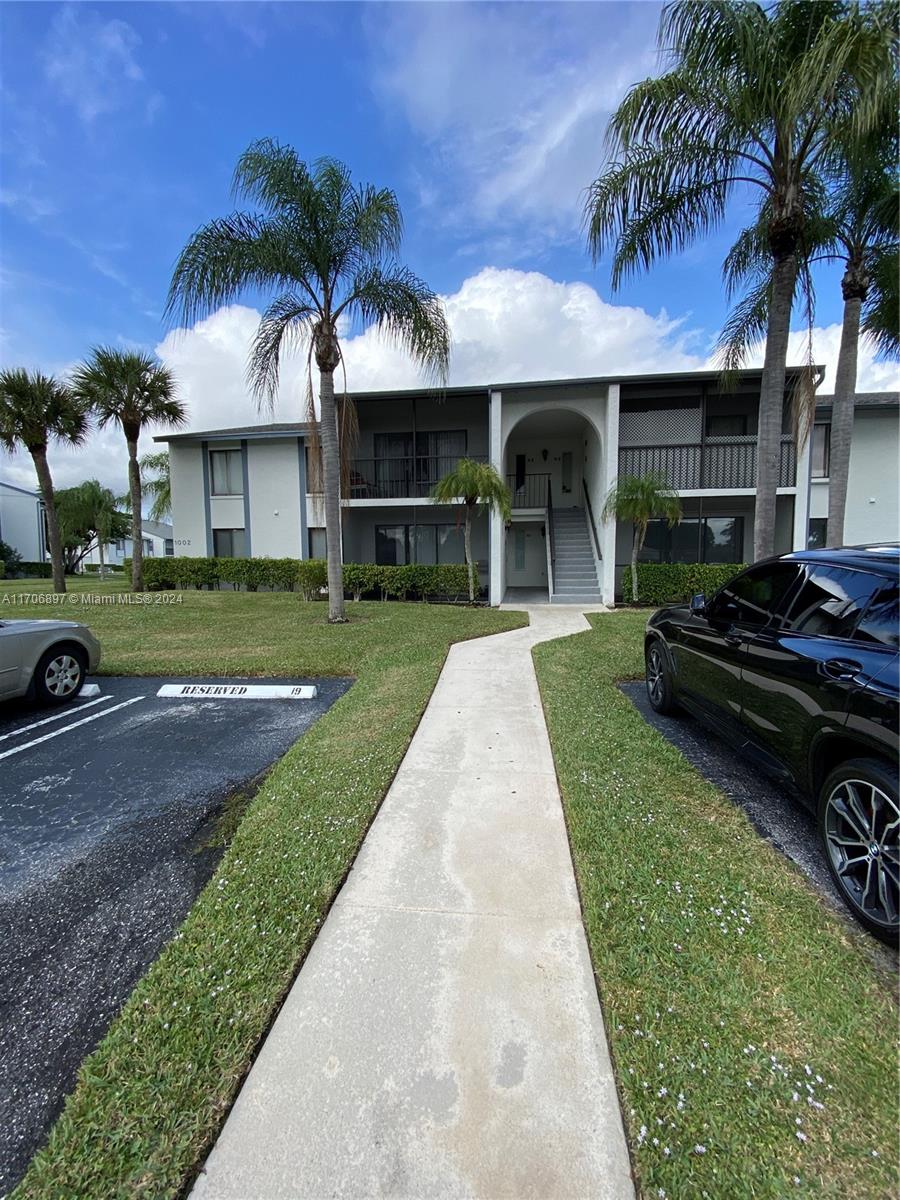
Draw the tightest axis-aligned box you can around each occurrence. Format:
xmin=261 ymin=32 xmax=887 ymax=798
xmin=0 ymin=674 xmax=352 ymax=1195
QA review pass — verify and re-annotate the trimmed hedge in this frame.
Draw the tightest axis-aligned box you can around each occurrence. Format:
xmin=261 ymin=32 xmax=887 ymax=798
xmin=19 ymin=561 xmax=52 ymax=578
xmin=84 ymin=563 xmax=124 ymax=573
xmin=137 ymin=556 xmax=473 ymax=601
xmin=634 ymin=562 xmax=746 ymax=606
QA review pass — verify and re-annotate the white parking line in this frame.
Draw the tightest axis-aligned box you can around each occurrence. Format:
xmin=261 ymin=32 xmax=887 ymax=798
xmin=0 ymin=695 xmax=111 ymax=744
xmin=0 ymin=696 xmax=145 ymax=762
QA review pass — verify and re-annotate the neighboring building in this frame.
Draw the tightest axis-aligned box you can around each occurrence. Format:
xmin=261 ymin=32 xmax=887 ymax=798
xmin=159 ymin=367 xmax=892 ymax=605
xmin=81 ymin=518 xmax=174 ymax=569
xmin=0 ymin=480 xmax=45 ymax=563
xmin=807 ymin=392 xmax=899 ymax=549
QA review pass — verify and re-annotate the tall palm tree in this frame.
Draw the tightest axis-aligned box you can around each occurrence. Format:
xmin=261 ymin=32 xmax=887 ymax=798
xmin=585 ymin=0 xmax=895 ymax=561
xmin=166 ymin=139 xmax=451 ymax=622
xmin=720 ymin=151 xmax=898 ymax=547
xmin=71 ymin=349 xmax=185 ymax=592
xmin=432 ymin=459 xmax=511 ymax=603
xmin=602 ymin=472 xmax=682 ymax=603
xmin=0 ymin=369 xmax=89 ymax=593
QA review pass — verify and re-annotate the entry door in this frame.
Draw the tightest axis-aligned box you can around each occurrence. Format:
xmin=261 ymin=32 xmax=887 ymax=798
xmin=505 ymin=524 xmax=547 ymax=587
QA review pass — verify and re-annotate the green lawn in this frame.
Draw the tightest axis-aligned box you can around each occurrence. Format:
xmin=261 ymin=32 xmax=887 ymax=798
xmin=533 ymin=611 xmax=898 ymax=1200
xmin=5 ymin=578 xmax=525 ymax=1199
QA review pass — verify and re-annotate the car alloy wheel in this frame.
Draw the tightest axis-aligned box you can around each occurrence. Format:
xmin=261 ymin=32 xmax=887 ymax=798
xmin=823 ymin=778 xmax=899 ymax=931
xmin=44 ymin=654 xmax=83 ymax=698
xmin=646 ymin=645 xmax=665 ymax=707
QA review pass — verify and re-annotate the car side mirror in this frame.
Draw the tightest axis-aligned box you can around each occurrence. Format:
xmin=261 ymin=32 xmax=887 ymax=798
xmin=689 ymin=592 xmax=707 ymax=616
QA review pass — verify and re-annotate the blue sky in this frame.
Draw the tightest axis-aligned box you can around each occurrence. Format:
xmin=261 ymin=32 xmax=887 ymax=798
xmin=0 ymin=1 xmax=895 ymax=492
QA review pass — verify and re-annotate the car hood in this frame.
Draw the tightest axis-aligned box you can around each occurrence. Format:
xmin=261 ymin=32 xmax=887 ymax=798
xmin=648 ymin=604 xmax=691 ymax=627
xmin=0 ymin=618 xmax=90 ymax=634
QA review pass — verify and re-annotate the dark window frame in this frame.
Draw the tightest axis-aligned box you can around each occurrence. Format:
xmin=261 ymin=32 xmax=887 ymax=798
xmin=212 ymin=528 xmax=246 ymax=558
xmin=705 ymin=413 xmax=748 ymax=438
xmin=640 ymin=514 xmax=745 ymax=565
xmin=811 ymin=424 xmax=831 ymax=479
xmin=374 ymin=522 xmax=466 ymax=566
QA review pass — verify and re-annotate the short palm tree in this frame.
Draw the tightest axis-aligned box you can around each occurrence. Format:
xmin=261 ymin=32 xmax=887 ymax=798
xmin=166 ymin=139 xmax=450 ymax=622
xmin=71 ymin=349 xmax=185 ymax=592
xmin=585 ymin=0 xmax=895 ymax=562
xmin=432 ymin=459 xmax=511 ymax=603
xmin=56 ymin=479 xmax=129 ymax=575
xmin=0 ymin=369 xmax=89 ymax=593
xmin=602 ymin=472 xmax=682 ymax=603
xmin=139 ymin=450 xmax=173 ymax=522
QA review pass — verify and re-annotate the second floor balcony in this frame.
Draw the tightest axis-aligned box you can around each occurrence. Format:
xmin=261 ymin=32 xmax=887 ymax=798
xmin=347 ymin=454 xmax=487 ymax=500
xmin=618 ymin=435 xmax=797 ymax=491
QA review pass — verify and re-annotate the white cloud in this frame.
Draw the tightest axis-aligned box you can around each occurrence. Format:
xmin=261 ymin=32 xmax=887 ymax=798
xmin=42 ymin=5 xmax=161 ymax=125
xmin=368 ymin=3 xmax=659 ymax=240
xmin=3 ymin=267 xmax=895 ymax=502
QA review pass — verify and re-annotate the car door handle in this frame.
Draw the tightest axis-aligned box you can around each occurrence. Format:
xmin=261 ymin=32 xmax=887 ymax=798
xmin=823 ymin=657 xmax=863 ymax=680
xmin=724 ymin=630 xmax=743 ymax=647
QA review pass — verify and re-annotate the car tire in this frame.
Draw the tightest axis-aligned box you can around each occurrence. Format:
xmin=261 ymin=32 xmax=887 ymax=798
xmin=818 ymin=757 xmax=899 ymax=946
xmin=32 ymin=645 xmax=88 ymax=706
xmin=645 ymin=640 xmax=678 ymax=716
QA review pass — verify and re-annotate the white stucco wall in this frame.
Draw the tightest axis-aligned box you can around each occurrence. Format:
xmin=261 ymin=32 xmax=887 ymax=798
xmin=842 ymin=409 xmax=899 ymax=544
xmin=168 ymin=442 xmax=208 ymax=557
xmin=0 ymin=483 xmax=44 ymax=561
xmin=247 ymin=439 xmax=303 ymax=558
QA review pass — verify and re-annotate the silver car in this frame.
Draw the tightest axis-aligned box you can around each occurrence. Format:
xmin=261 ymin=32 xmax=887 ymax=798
xmin=0 ymin=619 xmax=102 ymax=704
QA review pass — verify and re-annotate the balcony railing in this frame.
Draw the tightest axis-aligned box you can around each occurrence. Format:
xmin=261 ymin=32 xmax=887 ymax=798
xmin=347 ymin=455 xmax=486 ymax=500
xmin=506 ymin=472 xmax=550 ymax=509
xmin=618 ymin=436 xmax=796 ymax=490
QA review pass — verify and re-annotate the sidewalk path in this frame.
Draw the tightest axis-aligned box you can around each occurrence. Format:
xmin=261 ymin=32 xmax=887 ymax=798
xmin=192 ymin=606 xmax=634 ymax=1200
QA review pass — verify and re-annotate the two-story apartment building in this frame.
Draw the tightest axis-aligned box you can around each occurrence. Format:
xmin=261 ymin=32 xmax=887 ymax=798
xmin=159 ymin=369 xmax=899 ymax=606
xmin=0 ymin=480 xmax=45 ymax=563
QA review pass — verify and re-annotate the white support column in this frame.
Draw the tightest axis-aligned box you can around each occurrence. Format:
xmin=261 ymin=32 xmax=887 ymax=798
xmin=489 ymin=390 xmax=504 ymax=605
xmin=601 ymin=383 xmax=620 ymax=606
xmin=792 ymin=431 xmax=812 ymax=551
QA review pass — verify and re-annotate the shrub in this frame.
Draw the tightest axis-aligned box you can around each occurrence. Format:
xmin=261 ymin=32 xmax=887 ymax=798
xmin=19 ymin=561 xmax=52 ymax=578
xmin=84 ymin=563 xmax=124 ymax=574
xmin=0 ymin=560 xmax=4 ymax=580
xmin=634 ymin=562 xmax=746 ymax=606
xmin=131 ymin=556 xmax=473 ymax=601
xmin=296 ymin=558 xmax=327 ymax=600
xmin=0 ymin=539 xmax=22 ymax=576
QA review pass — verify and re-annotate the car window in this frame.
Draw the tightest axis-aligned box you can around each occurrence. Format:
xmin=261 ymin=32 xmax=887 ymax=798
xmin=782 ymin=566 xmax=881 ymax=640
xmin=853 ymin=583 xmax=900 ymax=649
xmin=709 ymin=562 xmax=801 ymax=629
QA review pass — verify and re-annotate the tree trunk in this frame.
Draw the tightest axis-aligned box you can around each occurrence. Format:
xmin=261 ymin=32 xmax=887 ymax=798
xmin=128 ymin=437 xmax=144 ymax=592
xmin=318 ymin=366 xmax=346 ymax=621
xmin=754 ymin=249 xmax=799 ymax=562
xmin=630 ymin=525 xmax=640 ymax=604
xmin=32 ymin=446 xmax=65 ymax=593
xmin=464 ymin=502 xmax=475 ymax=603
xmin=827 ymin=284 xmax=863 ymax=549
xmin=98 ymin=535 xmax=106 ymax=577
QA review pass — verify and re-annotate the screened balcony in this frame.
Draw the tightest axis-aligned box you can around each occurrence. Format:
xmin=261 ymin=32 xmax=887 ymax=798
xmin=617 ymin=436 xmax=797 ymax=490
xmin=347 ymin=453 xmax=487 ymax=499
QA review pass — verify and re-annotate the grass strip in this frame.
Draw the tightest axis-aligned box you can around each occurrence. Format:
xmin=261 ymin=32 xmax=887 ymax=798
xmin=532 ymin=610 xmax=897 ymax=1200
xmin=6 ymin=581 xmax=525 ymax=1198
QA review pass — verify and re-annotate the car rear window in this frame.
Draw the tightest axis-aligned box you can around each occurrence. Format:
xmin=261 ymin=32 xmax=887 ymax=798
xmin=782 ymin=565 xmax=882 ymax=640
xmin=853 ymin=583 xmax=900 ymax=649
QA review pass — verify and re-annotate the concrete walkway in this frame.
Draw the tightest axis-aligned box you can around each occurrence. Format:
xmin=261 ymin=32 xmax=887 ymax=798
xmin=192 ymin=606 xmax=634 ymax=1200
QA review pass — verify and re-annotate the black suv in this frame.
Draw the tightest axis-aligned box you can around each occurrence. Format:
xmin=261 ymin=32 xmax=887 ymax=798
xmin=644 ymin=545 xmax=899 ymax=943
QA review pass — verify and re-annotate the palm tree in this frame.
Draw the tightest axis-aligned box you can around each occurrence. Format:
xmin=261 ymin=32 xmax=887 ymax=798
xmin=56 ymin=480 xmax=129 ymax=575
xmin=139 ymin=450 xmax=173 ymax=522
xmin=71 ymin=349 xmax=185 ymax=592
xmin=166 ymin=139 xmax=451 ymax=622
xmin=720 ymin=149 xmax=898 ymax=547
xmin=431 ymin=459 xmax=511 ymax=603
xmin=0 ymin=369 xmax=89 ymax=593
xmin=585 ymin=0 xmax=895 ymax=562
xmin=602 ymin=472 xmax=682 ymax=603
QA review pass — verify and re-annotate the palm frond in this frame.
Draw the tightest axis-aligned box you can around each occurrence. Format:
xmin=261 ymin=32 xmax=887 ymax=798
xmin=246 ymin=293 xmax=317 ymax=410
xmin=0 ymin=368 xmax=89 ymax=453
xmin=862 ymin=246 xmax=900 ymax=359
xmin=71 ymin=348 xmax=186 ymax=435
xmin=344 ymin=264 xmax=450 ymax=384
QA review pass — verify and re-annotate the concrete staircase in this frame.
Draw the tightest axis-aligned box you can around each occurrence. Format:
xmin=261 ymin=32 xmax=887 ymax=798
xmin=550 ymin=507 xmax=603 ymax=604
